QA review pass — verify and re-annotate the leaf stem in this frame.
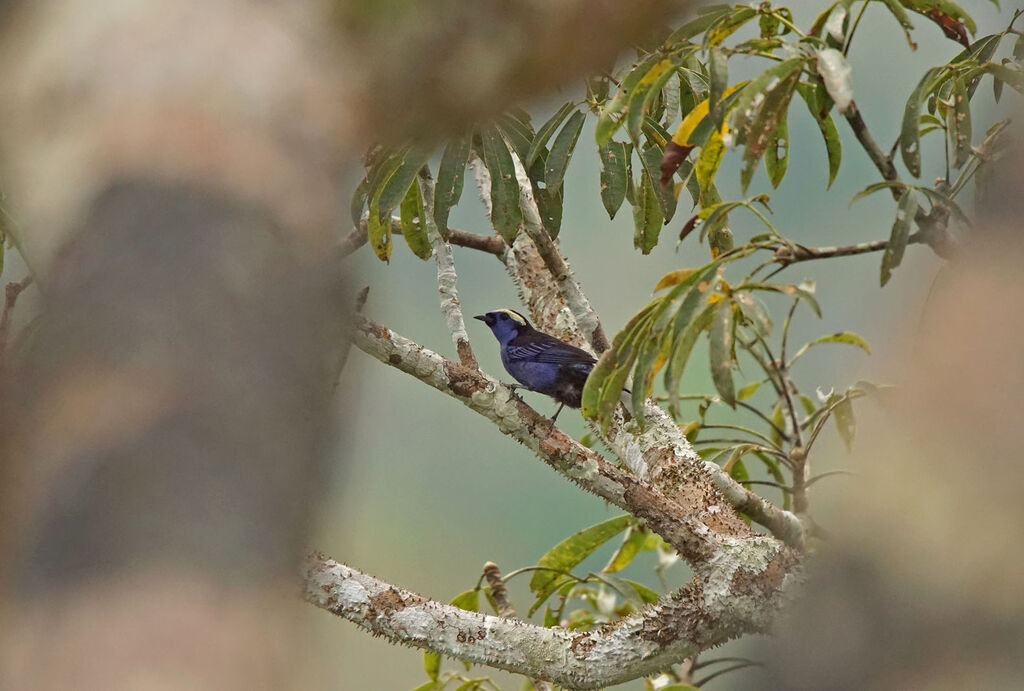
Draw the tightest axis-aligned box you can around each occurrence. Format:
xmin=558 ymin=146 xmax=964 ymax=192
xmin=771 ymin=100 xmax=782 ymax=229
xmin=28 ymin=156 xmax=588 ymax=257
xmin=842 ymin=1 xmax=871 ymax=57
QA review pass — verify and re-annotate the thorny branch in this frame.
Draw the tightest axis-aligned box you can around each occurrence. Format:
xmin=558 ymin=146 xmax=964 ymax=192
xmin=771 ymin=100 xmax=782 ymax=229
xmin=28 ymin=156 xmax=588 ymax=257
xmin=323 ymin=113 xmax=809 ymax=688
xmin=510 ymin=153 xmax=610 ymax=353
xmin=482 ymin=562 xmax=554 ymax=691
xmin=305 ymin=547 xmax=795 ymax=690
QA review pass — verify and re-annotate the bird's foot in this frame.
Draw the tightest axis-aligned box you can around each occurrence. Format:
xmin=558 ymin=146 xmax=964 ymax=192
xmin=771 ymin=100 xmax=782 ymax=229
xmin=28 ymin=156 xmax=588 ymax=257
xmin=505 ymin=383 xmax=526 ymax=402
xmin=549 ymin=402 xmax=566 ymax=424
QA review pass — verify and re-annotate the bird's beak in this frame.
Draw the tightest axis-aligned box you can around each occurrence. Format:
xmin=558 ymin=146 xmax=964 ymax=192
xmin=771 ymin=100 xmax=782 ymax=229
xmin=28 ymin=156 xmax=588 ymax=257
xmin=473 ymin=315 xmax=486 ymax=321
xmin=473 ymin=314 xmax=494 ymax=327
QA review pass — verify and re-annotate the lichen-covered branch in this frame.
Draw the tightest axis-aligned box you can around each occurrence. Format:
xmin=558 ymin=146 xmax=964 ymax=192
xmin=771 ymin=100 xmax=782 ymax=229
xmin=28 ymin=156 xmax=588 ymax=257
xmin=418 ymin=169 xmax=478 ymax=368
xmin=353 ymin=317 xmax=758 ymax=565
xmin=305 ymin=549 xmax=796 ymax=690
xmin=490 ymin=213 xmax=804 ymax=547
xmin=511 ymin=154 xmax=610 ymax=353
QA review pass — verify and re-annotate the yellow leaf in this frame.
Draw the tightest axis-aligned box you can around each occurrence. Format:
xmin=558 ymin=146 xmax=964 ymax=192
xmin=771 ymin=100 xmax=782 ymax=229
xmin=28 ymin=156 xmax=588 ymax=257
xmin=653 ymin=268 xmax=698 ymax=292
xmin=671 ymin=82 xmax=748 ymax=147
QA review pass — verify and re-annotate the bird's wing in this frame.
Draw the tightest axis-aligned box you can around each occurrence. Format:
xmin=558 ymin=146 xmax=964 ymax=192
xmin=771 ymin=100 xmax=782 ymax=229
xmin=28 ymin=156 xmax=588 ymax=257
xmin=506 ymin=335 xmax=596 ymax=366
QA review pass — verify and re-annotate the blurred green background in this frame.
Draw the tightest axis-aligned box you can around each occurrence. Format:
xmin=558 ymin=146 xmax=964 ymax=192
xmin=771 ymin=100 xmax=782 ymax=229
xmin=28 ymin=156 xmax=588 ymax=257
xmin=311 ymin=2 xmax=1012 ymax=687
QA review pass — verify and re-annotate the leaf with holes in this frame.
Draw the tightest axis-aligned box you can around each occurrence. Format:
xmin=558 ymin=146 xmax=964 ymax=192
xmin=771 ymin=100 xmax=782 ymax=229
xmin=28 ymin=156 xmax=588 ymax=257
xmin=598 ymin=140 xmax=630 ymax=219
xmin=632 ymin=172 xmax=664 ymax=254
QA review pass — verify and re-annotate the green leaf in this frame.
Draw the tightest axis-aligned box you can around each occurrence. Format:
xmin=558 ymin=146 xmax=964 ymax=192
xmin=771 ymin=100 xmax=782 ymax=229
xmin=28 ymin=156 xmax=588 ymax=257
xmin=695 ymin=131 xmax=727 ymax=200
xmin=450 ymin=589 xmax=480 ymax=612
xmin=596 ymin=52 xmax=664 ymax=146
xmin=737 ymin=381 xmax=762 ymax=401
xmin=410 ymin=681 xmax=442 ymax=691
xmin=880 ymin=189 xmax=918 ymax=286
xmin=423 ymin=651 xmax=441 ymax=682
xmin=746 ymin=282 xmax=822 ymax=317
xmin=790 ymin=331 xmax=872 ymax=365
xmin=598 ymin=140 xmax=630 ymax=219
xmin=659 ymin=685 xmax=700 ymax=691
xmin=664 ymin=301 xmax=718 ymax=418
xmin=708 ymin=46 xmax=729 ymax=126
xmin=627 ymin=59 xmax=679 ymax=141
xmin=763 ymin=109 xmax=789 ymax=188
xmin=528 ymin=102 xmax=577 ymax=168
xmin=949 ymin=75 xmax=971 ymax=168
xmin=795 ymin=83 xmax=841 ymax=188
xmin=734 ymin=290 xmax=772 ymax=337
xmin=529 ymin=515 xmax=632 ymax=595
xmin=545 ymin=110 xmax=586 ymax=190
xmin=378 ymin=147 xmax=433 ymax=220
xmin=620 ymin=578 xmax=661 ymax=604
xmin=534 ymin=183 xmax=565 ymax=238
xmin=434 ymin=136 xmax=471 ymax=237
xmin=400 ymin=180 xmax=433 ymax=259
xmin=706 ymin=6 xmax=758 ymax=45
xmin=985 ymin=62 xmax=1024 ymax=95
xmin=496 ymin=112 xmax=535 ymax=165
xmin=364 ymin=148 xmax=407 ymax=262
xmin=667 ymin=4 xmax=733 ymax=42
xmin=603 ymin=526 xmax=650 ymax=573
xmin=834 ymin=395 xmax=856 ymax=451
xmin=632 ymin=172 xmax=664 ymax=254
xmin=638 ymin=144 xmax=677 ymax=222
xmin=350 ymin=177 xmax=370 ymax=226
xmin=728 ymin=58 xmax=805 ymax=193
xmin=709 ymin=300 xmax=736 ymax=407
xmin=479 ymin=125 xmax=524 ymax=242
xmin=901 ymin=66 xmax=947 ymax=177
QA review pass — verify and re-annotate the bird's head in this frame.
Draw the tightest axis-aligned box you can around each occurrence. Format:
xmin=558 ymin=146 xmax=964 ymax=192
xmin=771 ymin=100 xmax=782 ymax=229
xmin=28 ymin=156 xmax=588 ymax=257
xmin=474 ymin=309 xmax=531 ymax=343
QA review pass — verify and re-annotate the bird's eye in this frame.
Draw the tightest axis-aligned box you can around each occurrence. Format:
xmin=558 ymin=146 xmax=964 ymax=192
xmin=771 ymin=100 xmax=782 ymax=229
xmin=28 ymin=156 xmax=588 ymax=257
xmin=499 ymin=313 xmax=508 ymax=320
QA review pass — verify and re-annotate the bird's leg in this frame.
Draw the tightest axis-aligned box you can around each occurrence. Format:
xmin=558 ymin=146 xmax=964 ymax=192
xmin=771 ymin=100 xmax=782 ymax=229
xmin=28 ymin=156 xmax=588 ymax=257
xmin=550 ymin=402 xmax=566 ymax=423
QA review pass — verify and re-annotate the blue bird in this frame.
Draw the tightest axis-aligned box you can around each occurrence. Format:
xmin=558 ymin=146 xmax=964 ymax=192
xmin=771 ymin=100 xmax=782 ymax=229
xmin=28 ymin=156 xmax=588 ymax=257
xmin=474 ymin=308 xmax=596 ymax=422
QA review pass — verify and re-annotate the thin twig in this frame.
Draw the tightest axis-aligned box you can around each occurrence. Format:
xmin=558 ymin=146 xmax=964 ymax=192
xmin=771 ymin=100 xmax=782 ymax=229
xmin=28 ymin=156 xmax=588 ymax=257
xmin=693 ymin=661 xmax=764 ymax=687
xmin=482 ymin=562 xmax=554 ymax=691
xmin=844 ymin=103 xmax=899 ymax=186
xmin=773 ymin=232 xmax=927 ymax=267
xmin=805 ymin=469 xmax=857 ymax=488
xmin=338 ymin=218 xmax=505 ymax=259
xmin=737 ymin=400 xmax=790 ymax=442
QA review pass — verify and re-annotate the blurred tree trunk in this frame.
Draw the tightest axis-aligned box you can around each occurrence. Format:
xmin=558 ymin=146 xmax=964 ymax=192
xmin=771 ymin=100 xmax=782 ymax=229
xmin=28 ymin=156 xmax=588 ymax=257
xmin=0 ymin=0 xmax=686 ymax=687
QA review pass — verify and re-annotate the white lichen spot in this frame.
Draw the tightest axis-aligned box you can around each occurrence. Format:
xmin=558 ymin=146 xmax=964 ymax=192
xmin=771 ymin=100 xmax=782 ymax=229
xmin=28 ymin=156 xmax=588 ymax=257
xmin=825 ymin=6 xmax=847 ymax=43
xmin=390 ymin=606 xmax=437 ymax=641
xmin=816 ymin=48 xmax=854 ymax=114
xmin=337 ymin=578 xmax=370 ymax=607
xmin=579 ymin=457 xmax=600 ymax=481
